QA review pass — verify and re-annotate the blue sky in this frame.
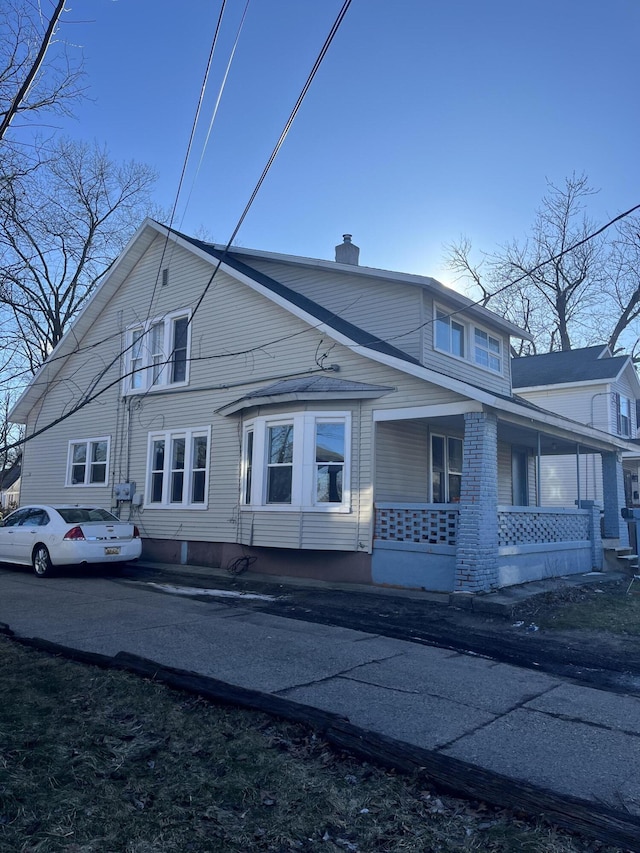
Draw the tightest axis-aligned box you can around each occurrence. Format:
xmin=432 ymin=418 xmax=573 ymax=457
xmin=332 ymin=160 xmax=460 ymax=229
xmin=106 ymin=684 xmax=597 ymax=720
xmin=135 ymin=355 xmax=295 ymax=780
xmin=50 ymin=0 xmax=640 ymax=284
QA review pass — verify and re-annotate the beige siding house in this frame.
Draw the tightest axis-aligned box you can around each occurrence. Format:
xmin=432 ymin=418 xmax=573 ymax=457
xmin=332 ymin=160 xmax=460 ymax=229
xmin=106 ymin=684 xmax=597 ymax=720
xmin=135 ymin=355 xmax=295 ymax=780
xmin=9 ymin=222 xmax=638 ymax=592
xmin=512 ymin=346 xmax=640 ymax=509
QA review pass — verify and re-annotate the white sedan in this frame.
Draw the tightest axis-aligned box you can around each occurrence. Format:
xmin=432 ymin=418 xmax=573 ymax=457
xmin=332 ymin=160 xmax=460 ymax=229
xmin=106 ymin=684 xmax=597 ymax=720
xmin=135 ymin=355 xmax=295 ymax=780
xmin=0 ymin=505 xmax=142 ymax=577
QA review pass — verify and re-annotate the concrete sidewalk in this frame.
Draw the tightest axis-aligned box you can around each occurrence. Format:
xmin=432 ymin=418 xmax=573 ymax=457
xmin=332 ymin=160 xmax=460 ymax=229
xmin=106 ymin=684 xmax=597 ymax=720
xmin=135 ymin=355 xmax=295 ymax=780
xmin=1 ymin=565 xmax=640 ymax=847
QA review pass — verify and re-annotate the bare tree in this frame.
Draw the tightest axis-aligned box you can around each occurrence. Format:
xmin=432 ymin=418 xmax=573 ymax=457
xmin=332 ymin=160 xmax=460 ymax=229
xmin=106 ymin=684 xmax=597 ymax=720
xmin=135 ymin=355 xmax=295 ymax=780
xmin=0 ymin=0 xmax=84 ymax=143
xmin=605 ymin=215 xmax=640 ymax=356
xmin=447 ymin=174 xmax=610 ymax=354
xmin=0 ymin=138 xmax=158 ymax=373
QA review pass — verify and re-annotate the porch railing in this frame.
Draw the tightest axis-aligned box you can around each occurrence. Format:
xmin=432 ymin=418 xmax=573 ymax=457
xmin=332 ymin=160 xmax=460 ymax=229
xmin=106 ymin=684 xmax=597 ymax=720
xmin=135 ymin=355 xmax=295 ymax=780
xmin=498 ymin=506 xmax=590 ymax=547
xmin=374 ymin=503 xmax=459 ymax=546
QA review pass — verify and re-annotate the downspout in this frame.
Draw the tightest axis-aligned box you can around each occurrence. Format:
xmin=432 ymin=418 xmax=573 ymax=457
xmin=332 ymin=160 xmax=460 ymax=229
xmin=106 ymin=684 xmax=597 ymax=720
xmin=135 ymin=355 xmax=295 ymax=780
xmin=536 ymin=432 xmax=541 ymax=506
xmin=576 ymin=444 xmax=581 ymax=509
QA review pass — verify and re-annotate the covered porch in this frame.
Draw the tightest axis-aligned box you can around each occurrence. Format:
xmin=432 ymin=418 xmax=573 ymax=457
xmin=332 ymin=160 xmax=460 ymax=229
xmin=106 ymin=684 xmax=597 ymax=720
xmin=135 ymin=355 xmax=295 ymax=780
xmin=371 ymin=402 xmax=629 ymax=593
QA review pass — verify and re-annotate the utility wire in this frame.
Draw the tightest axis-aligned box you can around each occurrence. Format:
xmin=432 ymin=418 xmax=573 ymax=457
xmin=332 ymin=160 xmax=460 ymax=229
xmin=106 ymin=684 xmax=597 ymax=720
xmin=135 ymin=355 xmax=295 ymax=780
xmin=146 ymin=0 xmax=230 ymax=315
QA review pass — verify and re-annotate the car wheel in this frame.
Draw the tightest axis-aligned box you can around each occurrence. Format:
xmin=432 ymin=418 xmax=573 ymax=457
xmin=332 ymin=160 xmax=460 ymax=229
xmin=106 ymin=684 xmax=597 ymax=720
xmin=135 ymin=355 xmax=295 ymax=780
xmin=32 ymin=545 xmax=53 ymax=578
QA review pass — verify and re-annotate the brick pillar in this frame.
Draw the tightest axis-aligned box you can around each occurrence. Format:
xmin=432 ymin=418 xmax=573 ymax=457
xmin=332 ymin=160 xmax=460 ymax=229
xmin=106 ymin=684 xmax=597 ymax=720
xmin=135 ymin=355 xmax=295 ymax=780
xmin=455 ymin=411 xmax=499 ymax=592
xmin=602 ymin=452 xmax=629 ymax=547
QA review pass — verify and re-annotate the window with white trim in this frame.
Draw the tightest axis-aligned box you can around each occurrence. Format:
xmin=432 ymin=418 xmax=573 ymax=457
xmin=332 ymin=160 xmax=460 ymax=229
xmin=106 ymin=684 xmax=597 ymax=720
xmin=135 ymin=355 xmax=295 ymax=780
xmin=430 ymin=434 xmax=462 ymax=503
xmin=66 ymin=437 xmax=110 ymax=486
xmin=241 ymin=412 xmax=351 ymax=511
xmin=473 ymin=327 xmax=502 ymax=372
xmin=433 ymin=305 xmax=504 ymax=375
xmin=616 ymin=393 xmax=632 ymax=437
xmin=125 ymin=311 xmax=190 ymax=393
xmin=435 ymin=308 xmax=465 ymax=357
xmin=145 ymin=428 xmax=210 ymax=508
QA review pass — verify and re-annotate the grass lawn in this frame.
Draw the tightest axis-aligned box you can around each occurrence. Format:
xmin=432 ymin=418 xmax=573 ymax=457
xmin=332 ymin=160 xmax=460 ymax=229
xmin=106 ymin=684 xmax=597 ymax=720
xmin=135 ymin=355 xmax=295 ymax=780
xmin=519 ymin=581 xmax=640 ymax=634
xmin=0 ymin=637 xmax=624 ymax=853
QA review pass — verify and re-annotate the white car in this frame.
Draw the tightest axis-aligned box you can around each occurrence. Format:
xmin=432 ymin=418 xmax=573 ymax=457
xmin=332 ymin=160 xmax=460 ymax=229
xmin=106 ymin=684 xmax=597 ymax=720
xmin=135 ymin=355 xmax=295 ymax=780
xmin=0 ymin=505 xmax=142 ymax=577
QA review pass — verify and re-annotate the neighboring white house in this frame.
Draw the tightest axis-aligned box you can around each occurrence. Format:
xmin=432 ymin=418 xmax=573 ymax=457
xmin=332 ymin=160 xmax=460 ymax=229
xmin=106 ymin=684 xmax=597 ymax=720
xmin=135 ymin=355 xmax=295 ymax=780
xmin=0 ymin=455 xmax=21 ymax=512
xmin=512 ymin=346 xmax=640 ymax=507
xmin=9 ymin=221 xmax=637 ymax=593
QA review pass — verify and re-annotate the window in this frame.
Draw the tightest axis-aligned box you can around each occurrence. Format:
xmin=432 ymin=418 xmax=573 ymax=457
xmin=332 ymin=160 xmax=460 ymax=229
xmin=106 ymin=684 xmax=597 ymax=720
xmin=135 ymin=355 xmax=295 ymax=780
xmin=473 ymin=327 xmax=502 ymax=373
xmin=433 ymin=305 xmax=504 ymax=375
xmin=66 ymin=438 xmax=110 ymax=486
xmin=430 ymin=434 xmax=463 ymax=503
xmin=242 ymin=412 xmax=351 ymax=511
xmin=435 ymin=308 xmax=465 ymax=357
xmin=125 ymin=310 xmax=191 ymax=392
xmin=616 ymin=393 xmax=631 ymax=437
xmin=266 ymin=423 xmax=294 ymax=503
xmin=145 ymin=428 xmax=210 ymax=508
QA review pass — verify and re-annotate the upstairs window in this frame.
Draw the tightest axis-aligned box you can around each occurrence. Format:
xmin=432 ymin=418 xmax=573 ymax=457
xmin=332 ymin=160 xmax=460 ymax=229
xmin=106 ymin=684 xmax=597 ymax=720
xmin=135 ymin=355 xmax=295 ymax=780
xmin=435 ymin=309 xmax=465 ymax=357
xmin=125 ymin=311 xmax=191 ymax=393
xmin=433 ymin=305 xmax=504 ymax=375
xmin=66 ymin=437 xmax=110 ymax=486
xmin=473 ymin=327 xmax=502 ymax=373
xmin=616 ymin=394 xmax=632 ymax=437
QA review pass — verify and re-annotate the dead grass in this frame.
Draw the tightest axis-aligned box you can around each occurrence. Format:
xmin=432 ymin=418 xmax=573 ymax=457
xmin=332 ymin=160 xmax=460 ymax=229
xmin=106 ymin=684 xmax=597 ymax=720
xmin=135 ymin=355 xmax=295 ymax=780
xmin=516 ymin=580 xmax=640 ymax=634
xmin=0 ymin=636 xmax=622 ymax=853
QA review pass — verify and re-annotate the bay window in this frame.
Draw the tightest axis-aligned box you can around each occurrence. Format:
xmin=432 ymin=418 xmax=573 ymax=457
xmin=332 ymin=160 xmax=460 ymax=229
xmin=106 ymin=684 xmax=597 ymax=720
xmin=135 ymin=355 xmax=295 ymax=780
xmin=242 ymin=412 xmax=350 ymax=511
xmin=145 ymin=427 xmax=210 ymax=508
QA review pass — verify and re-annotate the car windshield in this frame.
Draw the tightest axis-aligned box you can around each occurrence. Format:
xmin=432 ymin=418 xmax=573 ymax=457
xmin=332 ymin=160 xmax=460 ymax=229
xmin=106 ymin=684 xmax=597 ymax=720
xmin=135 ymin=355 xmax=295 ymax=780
xmin=55 ymin=507 xmax=120 ymax=524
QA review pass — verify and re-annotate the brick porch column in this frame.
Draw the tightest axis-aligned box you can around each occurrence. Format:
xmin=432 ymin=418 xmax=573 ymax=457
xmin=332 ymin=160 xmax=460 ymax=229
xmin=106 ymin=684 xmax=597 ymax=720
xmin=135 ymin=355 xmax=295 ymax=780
xmin=602 ymin=451 xmax=629 ymax=547
xmin=455 ymin=411 xmax=499 ymax=592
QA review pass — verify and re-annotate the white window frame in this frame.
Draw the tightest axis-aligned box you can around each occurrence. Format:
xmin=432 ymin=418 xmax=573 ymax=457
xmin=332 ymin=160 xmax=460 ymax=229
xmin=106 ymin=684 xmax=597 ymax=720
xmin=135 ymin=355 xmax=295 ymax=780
xmin=617 ymin=393 xmax=632 ymax=437
xmin=472 ymin=325 xmax=502 ymax=373
xmin=429 ymin=433 xmax=463 ymax=504
xmin=433 ymin=304 xmax=504 ymax=376
xmin=124 ymin=309 xmax=191 ymax=394
xmin=66 ymin=436 xmax=111 ymax=487
xmin=434 ymin=305 xmax=466 ymax=359
xmin=144 ymin=427 xmax=210 ymax=509
xmin=241 ymin=411 xmax=351 ymax=512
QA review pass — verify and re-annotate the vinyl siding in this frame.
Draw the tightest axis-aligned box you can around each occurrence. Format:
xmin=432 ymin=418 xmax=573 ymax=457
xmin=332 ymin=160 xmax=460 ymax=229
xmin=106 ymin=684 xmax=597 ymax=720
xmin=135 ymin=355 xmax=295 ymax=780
xmin=374 ymin=420 xmax=429 ymax=501
xmin=422 ymin=292 xmax=512 ymax=396
xmin=23 ymin=233 xmax=456 ymax=554
xmin=539 ymin=453 xmax=603 ymax=506
xmin=244 ymin=258 xmax=424 ymax=362
xmin=519 ymin=385 xmax=607 ymax=431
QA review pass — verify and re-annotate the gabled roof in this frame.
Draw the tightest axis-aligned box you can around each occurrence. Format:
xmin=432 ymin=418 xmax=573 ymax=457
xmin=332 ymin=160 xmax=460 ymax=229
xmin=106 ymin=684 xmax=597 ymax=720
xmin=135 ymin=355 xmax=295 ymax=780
xmin=511 ymin=346 xmax=631 ymax=389
xmin=11 ymin=220 xmax=639 ymax=455
xmin=180 ymin=231 xmax=531 ymax=342
xmin=180 ymin=233 xmax=419 ymax=366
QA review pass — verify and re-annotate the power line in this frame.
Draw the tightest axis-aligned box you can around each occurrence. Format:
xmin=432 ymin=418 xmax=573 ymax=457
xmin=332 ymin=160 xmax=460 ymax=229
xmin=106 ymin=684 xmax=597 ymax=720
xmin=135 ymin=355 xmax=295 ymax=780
xmin=4 ymin=0 xmax=355 ymax=453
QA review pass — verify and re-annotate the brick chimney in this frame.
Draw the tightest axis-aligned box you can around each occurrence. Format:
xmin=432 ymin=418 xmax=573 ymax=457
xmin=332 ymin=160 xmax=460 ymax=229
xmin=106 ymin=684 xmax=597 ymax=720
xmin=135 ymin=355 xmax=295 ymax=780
xmin=335 ymin=234 xmax=359 ymax=265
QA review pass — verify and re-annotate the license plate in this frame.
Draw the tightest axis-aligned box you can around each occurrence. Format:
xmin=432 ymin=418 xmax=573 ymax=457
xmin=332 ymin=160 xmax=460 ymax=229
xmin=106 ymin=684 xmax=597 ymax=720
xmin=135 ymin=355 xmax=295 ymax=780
xmin=104 ymin=546 xmax=121 ymax=556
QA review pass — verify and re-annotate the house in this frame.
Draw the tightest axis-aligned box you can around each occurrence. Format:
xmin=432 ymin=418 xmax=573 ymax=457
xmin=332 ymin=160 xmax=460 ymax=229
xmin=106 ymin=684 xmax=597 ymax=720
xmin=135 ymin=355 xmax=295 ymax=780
xmin=9 ymin=221 xmax=638 ymax=593
xmin=512 ymin=346 xmax=640 ymax=508
xmin=0 ymin=454 xmax=21 ymax=512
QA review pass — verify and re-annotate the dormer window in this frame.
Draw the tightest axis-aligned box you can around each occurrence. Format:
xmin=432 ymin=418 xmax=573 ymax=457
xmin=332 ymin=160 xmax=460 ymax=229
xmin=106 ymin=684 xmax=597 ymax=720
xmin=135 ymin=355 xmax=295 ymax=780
xmin=433 ymin=304 xmax=503 ymax=375
xmin=435 ymin=309 xmax=465 ymax=357
xmin=473 ymin=328 xmax=502 ymax=373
